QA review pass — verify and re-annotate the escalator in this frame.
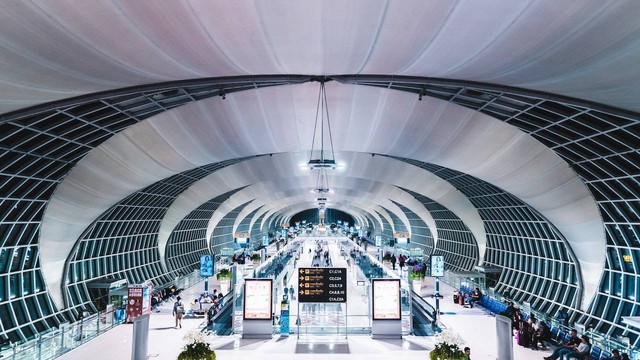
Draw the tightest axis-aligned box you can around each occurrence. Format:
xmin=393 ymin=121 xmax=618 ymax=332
xmin=411 ymin=290 xmax=438 ymax=336
xmin=204 ymin=290 xmax=234 ymax=335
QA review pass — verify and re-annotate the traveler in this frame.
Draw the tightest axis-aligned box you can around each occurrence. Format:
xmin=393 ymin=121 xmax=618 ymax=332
xmin=467 ymin=288 xmax=482 ymax=308
xmin=562 ymin=335 xmax=591 ymax=360
xmin=173 ymin=296 xmax=184 ymax=329
xmin=463 ymin=346 xmax=471 ymax=359
xmin=543 ymin=329 xmax=581 ymax=360
xmin=531 ymin=320 xmax=551 ymax=350
xmin=603 ymin=350 xmax=621 ymax=360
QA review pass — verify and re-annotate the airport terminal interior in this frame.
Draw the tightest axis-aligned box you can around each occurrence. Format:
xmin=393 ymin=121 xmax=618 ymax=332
xmin=1 ymin=1 xmax=640 ymax=359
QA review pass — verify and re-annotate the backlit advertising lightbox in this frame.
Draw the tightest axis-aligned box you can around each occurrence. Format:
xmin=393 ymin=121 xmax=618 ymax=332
xmin=372 ymin=279 xmax=401 ymax=320
xmin=243 ymin=279 xmax=273 ymax=320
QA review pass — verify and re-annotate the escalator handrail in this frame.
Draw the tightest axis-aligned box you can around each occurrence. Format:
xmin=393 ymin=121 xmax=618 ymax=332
xmin=208 ymin=290 xmax=234 ymax=324
xmin=411 ymin=290 xmax=437 ymax=322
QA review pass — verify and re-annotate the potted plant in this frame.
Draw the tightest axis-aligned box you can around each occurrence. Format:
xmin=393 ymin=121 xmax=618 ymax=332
xmin=383 ymin=251 xmax=393 ymax=263
xmin=216 ymin=268 xmax=232 ymax=294
xmin=429 ymin=330 xmax=466 ymax=360
xmin=251 ymin=252 xmax=261 ymax=267
xmin=409 ymin=264 xmax=425 ymax=292
xmin=178 ymin=330 xmax=216 ymax=360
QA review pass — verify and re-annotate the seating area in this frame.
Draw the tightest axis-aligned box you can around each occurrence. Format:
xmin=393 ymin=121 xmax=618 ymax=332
xmin=458 ymin=286 xmax=625 ymax=360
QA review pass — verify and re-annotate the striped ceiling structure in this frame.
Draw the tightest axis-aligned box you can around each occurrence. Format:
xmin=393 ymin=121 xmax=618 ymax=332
xmin=0 ymin=0 xmax=639 ymax=347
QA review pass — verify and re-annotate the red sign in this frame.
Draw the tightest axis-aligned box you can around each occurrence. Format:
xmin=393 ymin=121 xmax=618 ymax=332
xmin=126 ymin=286 xmax=144 ymax=322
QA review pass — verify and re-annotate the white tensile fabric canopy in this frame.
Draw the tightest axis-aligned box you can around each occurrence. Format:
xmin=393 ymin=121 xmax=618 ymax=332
xmin=3 ymin=0 xmax=634 ymax=312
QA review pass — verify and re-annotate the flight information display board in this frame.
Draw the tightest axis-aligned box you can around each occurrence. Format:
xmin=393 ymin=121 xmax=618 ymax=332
xmin=297 ymin=267 xmax=347 ymax=303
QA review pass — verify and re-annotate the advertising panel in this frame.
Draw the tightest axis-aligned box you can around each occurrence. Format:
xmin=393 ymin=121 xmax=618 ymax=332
xmin=372 ymin=279 xmax=401 ymax=320
xmin=126 ymin=286 xmax=144 ymax=322
xmin=243 ymin=279 xmax=273 ymax=320
xmin=200 ymin=254 xmax=214 ymax=277
xmin=430 ymin=255 xmax=445 ymax=277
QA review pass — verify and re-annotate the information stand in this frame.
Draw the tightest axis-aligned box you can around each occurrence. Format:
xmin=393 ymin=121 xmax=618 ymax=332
xmin=371 ymin=279 xmax=402 ymax=338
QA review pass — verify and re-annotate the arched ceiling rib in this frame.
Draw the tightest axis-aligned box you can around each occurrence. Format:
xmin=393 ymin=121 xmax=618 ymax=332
xmin=158 ymin=151 xmax=483 ymax=260
xmin=39 ymin=82 xmax=603 ymax=309
xmin=235 ymin=183 xmax=421 ymax=234
xmin=235 ymin=188 xmax=379 ymax=236
xmin=3 ymin=1 xmax=640 ymax=113
xmin=206 ymin=183 xmax=420 ymax=250
xmin=276 ymin=206 xmax=379 ymax=234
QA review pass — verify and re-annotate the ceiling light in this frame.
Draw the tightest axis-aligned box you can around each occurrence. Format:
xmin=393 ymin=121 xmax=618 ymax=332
xmin=307 ymin=79 xmax=337 ymax=170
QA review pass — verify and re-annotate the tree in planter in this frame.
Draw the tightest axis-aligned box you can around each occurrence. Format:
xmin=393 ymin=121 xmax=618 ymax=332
xmin=250 ymin=253 xmax=261 ymax=262
xmin=178 ymin=330 xmax=216 ymax=360
xmin=216 ymin=268 xmax=232 ymax=280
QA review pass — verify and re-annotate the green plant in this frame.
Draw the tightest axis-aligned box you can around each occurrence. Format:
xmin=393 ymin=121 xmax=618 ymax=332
xmin=250 ymin=253 xmax=261 ymax=261
xmin=178 ymin=331 xmax=216 ymax=360
xmin=408 ymin=264 xmax=425 ymax=280
xmin=429 ymin=343 xmax=465 ymax=360
xmin=216 ymin=268 xmax=232 ymax=280
xmin=383 ymin=251 xmax=393 ymax=261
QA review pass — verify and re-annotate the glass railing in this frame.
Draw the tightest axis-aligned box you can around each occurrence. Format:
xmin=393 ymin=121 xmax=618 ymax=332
xmin=0 ymin=306 xmax=124 ymax=360
xmin=0 ymin=271 xmax=204 ymax=360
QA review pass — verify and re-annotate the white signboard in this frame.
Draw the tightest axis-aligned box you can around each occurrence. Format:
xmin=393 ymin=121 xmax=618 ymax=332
xmin=243 ymin=279 xmax=273 ymax=320
xmin=430 ymin=255 xmax=445 ymax=277
xmin=372 ymin=279 xmax=401 ymax=320
xmin=375 ymin=235 xmax=382 ymax=246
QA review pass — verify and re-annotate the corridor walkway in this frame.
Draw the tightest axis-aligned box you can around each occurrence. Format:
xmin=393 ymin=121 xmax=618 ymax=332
xmin=58 ymin=237 xmax=554 ymax=359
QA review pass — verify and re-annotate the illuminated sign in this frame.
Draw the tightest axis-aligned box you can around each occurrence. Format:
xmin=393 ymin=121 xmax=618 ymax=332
xmin=375 ymin=235 xmax=382 ymax=246
xmin=623 ymin=254 xmax=633 ymax=263
xmin=234 ymin=232 xmax=250 ymax=238
xmin=243 ymin=279 xmax=273 ymax=320
xmin=221 ymin=248 xmax=235 ymax=256
xmin=298 ymin=268 xmax=347 ymax=303
xmin=200 ymin=254 xmax=214 ymax=277
xmin=430 ymin=255 xmax=445 ymax=277
xmin=393 ymin=232 xmax=410 ymax=238
xmin=372 ymin=279 xmax=401 ymax=320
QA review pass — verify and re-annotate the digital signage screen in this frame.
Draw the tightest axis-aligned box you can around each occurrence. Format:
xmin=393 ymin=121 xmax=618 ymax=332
xmin=430 ymin=255 xmax=445 ymax=277
xmin=243 ymin=279 xmax=273 ymax=320
xmin=200 ymin=254 xmax=214 ymax=277
xmin=372 ymin=279 xmax=401 ymax=320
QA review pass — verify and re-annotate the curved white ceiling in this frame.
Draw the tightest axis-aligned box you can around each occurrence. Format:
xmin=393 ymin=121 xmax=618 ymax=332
xmin=157 ymin=152 xmax=485 ymax=262
xmin=39 ymin=81 xmax=605 ymax=310
xmin=2 ymin=1 xmax=640 ymax=113
xmin=206 ymin=180 xmax=429 ymax=247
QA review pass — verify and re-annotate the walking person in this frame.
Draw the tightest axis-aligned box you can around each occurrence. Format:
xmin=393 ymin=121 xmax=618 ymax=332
xmin=173 ymin=296 xmax=184 ymax=329
xmin=463 ymin=347 xmax=471 ymax=359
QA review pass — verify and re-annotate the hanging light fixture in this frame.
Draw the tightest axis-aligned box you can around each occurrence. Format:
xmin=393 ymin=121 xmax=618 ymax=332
xmin=314 ymin=168 xmax=330 ymax=194
xmin=308 ymin=79 xmax=337 ymax=170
